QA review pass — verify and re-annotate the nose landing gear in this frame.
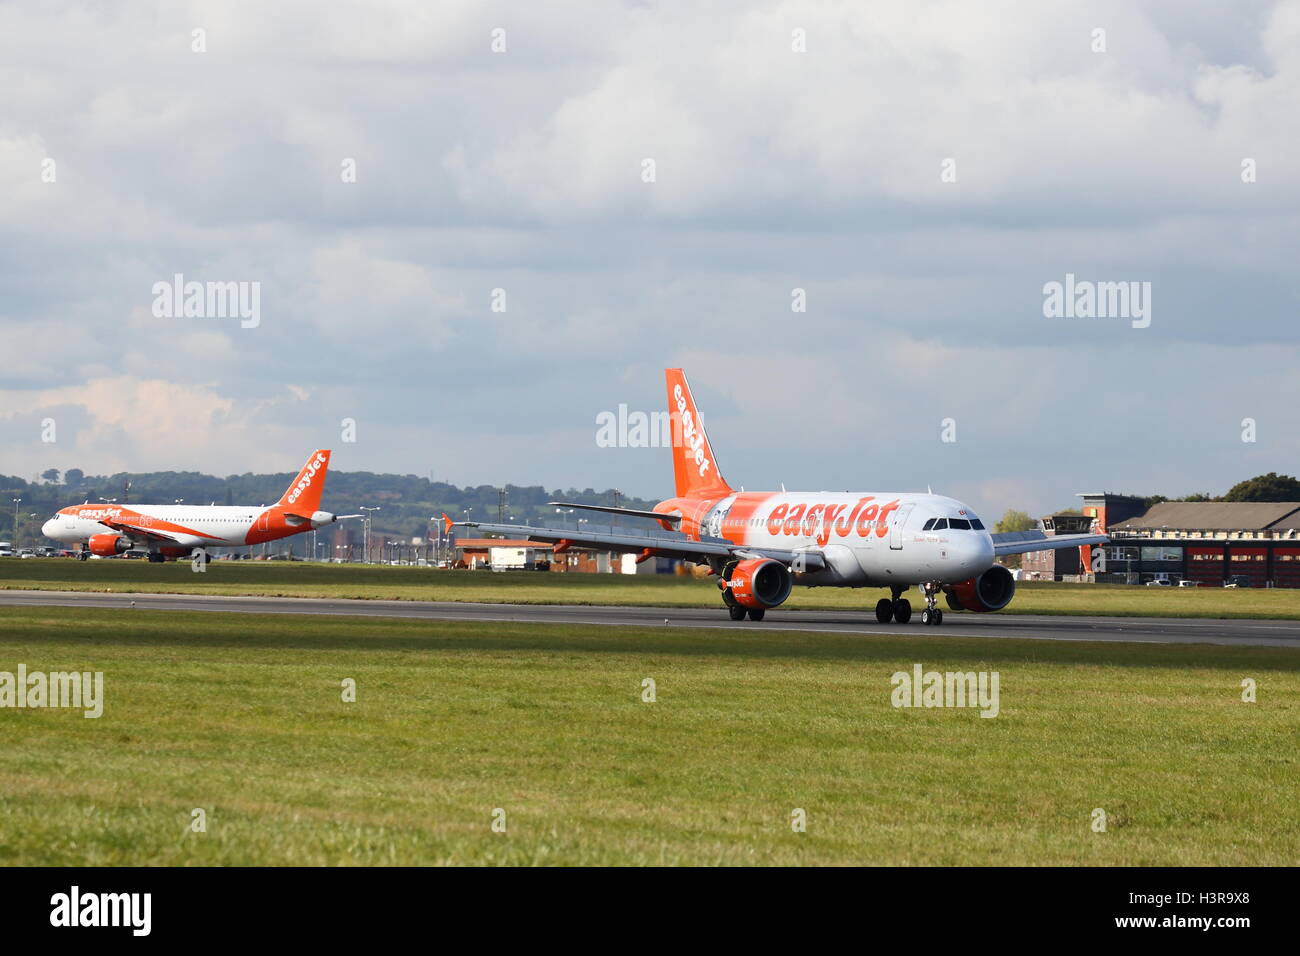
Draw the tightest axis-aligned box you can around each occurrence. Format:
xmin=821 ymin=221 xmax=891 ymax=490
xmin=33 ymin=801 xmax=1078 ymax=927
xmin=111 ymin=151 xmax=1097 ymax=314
xmin=919 ymin=582 xmax=944 ymax=626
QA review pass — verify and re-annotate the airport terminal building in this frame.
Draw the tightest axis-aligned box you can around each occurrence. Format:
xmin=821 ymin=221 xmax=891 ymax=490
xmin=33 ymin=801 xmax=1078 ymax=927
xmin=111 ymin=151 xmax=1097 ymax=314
xmin=1023 ymin=493 xmax=1300 ymax=587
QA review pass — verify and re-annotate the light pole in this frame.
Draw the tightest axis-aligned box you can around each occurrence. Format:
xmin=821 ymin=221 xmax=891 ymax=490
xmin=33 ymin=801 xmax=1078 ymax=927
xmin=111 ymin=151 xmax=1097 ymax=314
xmin=359 ymin=506 xmax=380 ymax=564
xmin=11 ymin=498 xmax=20 ymax=547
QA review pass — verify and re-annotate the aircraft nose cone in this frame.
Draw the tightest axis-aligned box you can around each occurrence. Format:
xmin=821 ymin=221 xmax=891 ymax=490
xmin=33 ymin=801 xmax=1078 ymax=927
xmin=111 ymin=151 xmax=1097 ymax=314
xmin=41 ymin=518 xmax=58 ymax=538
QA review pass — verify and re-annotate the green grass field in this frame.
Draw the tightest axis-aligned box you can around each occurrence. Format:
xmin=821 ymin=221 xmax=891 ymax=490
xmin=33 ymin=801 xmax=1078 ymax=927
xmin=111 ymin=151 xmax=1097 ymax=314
xmin=1 ymin=605 xmax=1297 ymax=865
xmin=2 ymin=556 xmax=1299 ymax=619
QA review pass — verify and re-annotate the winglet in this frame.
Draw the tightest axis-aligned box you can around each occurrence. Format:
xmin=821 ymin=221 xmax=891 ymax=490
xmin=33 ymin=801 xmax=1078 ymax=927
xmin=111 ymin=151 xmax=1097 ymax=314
xmin=441 ymin=513 xmax=454 ymax=535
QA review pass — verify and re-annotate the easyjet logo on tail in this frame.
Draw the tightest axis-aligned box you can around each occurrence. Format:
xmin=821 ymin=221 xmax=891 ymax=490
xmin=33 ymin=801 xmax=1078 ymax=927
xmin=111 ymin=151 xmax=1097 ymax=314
xmin=673 ymin=384 xmax=711 ymax=480
xmin=286 ymin=453 xmax=328 ymax=505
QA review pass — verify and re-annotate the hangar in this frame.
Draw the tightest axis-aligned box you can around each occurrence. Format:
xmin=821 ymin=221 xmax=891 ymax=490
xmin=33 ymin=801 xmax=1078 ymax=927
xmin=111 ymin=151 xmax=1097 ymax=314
xmin=1022 ymin=493 xmax=1300 ymax=587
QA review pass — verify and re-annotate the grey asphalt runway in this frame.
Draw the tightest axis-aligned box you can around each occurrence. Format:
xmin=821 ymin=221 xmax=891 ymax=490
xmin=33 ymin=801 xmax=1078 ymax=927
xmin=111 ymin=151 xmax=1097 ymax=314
xmin=3 ymin=588 xmax=1300 ymax=647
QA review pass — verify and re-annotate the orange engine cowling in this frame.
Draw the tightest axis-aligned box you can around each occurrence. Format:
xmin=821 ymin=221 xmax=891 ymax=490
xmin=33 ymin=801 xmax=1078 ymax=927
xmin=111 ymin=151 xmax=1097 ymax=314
xmin=946 ymin=564 xmax=1015 ymax=612
xmin=723 ymin=558 xmax=793 ymax=610
xmin=87 ymin=533 xmax=130 ymax=557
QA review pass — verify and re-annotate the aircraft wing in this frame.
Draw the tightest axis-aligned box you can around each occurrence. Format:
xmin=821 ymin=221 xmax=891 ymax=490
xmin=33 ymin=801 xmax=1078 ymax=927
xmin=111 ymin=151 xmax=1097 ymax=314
xmin=450 ymin=518 xmax=827 ymax=571
xmin=97 ymin=519 xmax=189 ymax=544
xmin=992 ymin=531 xmax=1109 ymax=556
xmin=547 ymin=501 xmax=681 ymax=528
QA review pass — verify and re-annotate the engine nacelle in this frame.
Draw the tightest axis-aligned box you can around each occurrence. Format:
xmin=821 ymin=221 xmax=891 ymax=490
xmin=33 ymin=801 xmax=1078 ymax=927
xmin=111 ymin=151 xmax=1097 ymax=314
xmin=723 ymin=558 xmax=793 ymax=610
xmin=87 ymin=533 xmax=130 ymax=557
xmin=946 ymin=564 xmax=1016 ymax=612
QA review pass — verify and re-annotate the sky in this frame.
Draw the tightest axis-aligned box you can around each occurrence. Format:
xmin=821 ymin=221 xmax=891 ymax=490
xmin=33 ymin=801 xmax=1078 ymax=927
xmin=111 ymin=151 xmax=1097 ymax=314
xmin=1 ymin=0 xmax=1297 ymax=520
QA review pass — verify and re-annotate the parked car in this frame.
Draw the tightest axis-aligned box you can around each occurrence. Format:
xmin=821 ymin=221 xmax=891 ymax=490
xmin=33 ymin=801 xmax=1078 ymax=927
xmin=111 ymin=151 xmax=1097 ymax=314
xmin=1145 ymin=578 xmax=1172 ymax=586
xmin=1224 ymin=575 xmax=1252 ymax=588
xmin=1177 ymin=579 xmax=1200 ymax=588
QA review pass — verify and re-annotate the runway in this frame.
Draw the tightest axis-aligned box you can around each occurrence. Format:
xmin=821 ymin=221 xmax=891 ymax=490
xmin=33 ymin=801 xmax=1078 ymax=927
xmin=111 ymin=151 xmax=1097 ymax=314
xmin=3 ymin=588 xmax=1300 ymax=647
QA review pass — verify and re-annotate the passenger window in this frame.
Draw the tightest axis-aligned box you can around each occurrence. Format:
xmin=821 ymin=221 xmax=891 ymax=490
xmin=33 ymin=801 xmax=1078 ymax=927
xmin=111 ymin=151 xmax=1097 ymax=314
xmin=932 ymin=519 xmax=948 ymax=530
xmin=949 ymin=518 xmax=971 ymax=530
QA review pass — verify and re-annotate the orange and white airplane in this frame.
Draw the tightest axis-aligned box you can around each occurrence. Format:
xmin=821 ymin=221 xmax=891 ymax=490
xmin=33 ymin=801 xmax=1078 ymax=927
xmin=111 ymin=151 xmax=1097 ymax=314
xmin=448 ymin=370 xmax=1107 ymax=626
xmin=41 ymin=450 xmax=352 ymax=562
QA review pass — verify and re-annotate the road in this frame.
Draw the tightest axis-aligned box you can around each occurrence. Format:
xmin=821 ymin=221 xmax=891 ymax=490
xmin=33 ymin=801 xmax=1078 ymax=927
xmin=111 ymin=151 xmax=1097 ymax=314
xmin=3 ymin=588 xmax=1300 ymax=647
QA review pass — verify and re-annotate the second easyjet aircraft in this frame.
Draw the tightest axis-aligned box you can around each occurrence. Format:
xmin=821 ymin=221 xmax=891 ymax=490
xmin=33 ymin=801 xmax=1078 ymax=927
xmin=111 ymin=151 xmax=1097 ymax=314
xmin=450 ymin=369 xmax=1106 ymax=625
xmin=41 ymin=450 xmax=352 ymax=562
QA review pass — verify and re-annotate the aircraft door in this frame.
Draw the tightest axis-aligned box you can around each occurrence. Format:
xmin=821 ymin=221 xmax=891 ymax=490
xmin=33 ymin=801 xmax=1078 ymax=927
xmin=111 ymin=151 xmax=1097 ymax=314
xmin=889 ymin=503 xmax=915 ymax=550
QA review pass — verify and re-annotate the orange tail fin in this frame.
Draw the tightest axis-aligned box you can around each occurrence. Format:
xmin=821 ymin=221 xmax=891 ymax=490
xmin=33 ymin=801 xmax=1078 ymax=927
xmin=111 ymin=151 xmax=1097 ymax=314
xmin=665 ymin=369 xmax=732 ymax=500
xmin=277 ymin=449 xmax=331 ymax=513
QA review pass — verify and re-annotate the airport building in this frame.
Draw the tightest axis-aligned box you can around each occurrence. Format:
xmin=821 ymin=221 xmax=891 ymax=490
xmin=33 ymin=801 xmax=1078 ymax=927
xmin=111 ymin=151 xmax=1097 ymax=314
xmin=1021 ymin=492 xmax=1300 ymax=587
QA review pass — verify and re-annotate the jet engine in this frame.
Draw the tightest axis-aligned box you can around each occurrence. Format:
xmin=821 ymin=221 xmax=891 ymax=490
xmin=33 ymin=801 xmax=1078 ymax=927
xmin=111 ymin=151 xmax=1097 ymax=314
xmin=723 ymin=558 xmax=793 ymax=610
xmin=87 ymin=533 xmax=130 ymax=557
xmin=945 ymin=564 xmax=1016 ymax=612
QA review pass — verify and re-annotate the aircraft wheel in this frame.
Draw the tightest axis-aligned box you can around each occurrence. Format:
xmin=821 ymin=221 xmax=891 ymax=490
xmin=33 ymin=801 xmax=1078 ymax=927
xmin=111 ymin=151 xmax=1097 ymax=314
xmin=747 ymin=608 xmax=765 ymax=621
xmin=728 ymin=604 xmax=747 ymax=621
xmin=875 ymin=598 xmax=894 ymax=623
xmin=934 ymin=608 xmax=943 ymax=625
xmin=78 ymin=551 xmax=89 ymax=561
xmin=921 ymin=608 xmax=933 ymax=626
xmin=893 ymin=599 xmax=912 ymax=624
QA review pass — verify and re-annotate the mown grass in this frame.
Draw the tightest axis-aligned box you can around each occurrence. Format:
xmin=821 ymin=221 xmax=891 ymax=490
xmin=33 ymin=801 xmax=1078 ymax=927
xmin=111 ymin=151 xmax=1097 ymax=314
xmin=0 ymin=605 xmax=1296 ymax=865
xmin=2 ymin=557 xmax=1298 ymax=619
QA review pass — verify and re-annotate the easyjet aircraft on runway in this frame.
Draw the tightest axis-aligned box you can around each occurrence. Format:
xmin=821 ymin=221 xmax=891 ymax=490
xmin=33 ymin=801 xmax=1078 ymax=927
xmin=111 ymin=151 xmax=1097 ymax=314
xmin=42 ymin=450 xmax=351 ymax=562
xmin=448 ymin=370 xmax=1107 ymax=626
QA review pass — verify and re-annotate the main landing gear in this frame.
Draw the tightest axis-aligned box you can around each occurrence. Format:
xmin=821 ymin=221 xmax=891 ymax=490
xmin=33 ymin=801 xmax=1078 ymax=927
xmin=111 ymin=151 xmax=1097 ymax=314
xmin=875 ymin=586 xmax=912 ymax=624
xmin=876 ymin=584 xmax=946 ymax=625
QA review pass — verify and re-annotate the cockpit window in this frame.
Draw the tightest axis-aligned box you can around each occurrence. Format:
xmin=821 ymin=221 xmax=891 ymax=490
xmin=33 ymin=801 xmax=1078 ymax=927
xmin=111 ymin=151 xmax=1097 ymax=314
xmin=921 ymin=518 xmax=936 ymax=531
xmin=970 ymin=518 xmax=985 ymax=530
xmin=949 ymin=518 xmax=971 ymax=530
xmin=931 ymin=518 xmax=948 ymax=530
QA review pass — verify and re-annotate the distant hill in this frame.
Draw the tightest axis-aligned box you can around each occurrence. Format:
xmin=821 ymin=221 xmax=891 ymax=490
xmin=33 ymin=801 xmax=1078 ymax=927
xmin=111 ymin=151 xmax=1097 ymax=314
xmin=0 ymin=469 xmax=661 ymax=544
